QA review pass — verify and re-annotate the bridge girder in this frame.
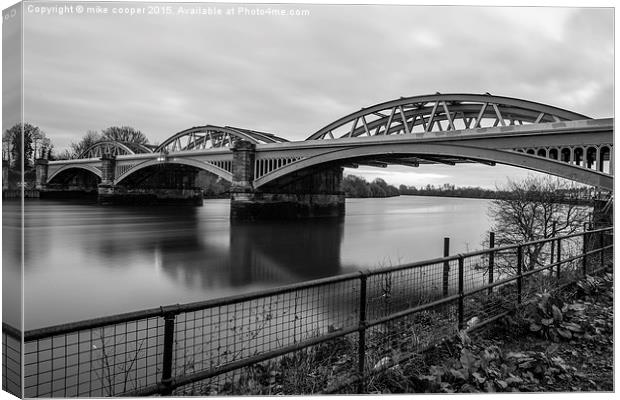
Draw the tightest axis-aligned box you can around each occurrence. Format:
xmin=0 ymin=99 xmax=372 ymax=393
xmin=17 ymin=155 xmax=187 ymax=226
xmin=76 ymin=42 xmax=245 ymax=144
xmin=307 ymin=93 xmax=590 ymax=140
xmin=253 ymin=142 xmax=613 ymax=191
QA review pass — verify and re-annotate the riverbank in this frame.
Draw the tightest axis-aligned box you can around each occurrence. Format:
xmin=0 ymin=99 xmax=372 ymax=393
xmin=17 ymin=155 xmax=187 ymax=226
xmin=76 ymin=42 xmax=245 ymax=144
xmin=367 ymin=271 xmax=613 ymax=393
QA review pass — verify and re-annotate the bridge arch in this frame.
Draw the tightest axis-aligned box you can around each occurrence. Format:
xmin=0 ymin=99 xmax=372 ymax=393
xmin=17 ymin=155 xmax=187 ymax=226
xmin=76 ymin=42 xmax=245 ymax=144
xmin=114 ymin=157 xmax=233 ymax=185
xmin=307 ymin=93 xmax=590 ymax=140
xmin=47 ymin=164 xmax=102 ymax=183
xmin=78 ymin=141 xmax=153 ymax=159
xmin=155 ymin=125 xmax=288 ymax=153
xmin=253 ymin=143 xmax=612 ymax=190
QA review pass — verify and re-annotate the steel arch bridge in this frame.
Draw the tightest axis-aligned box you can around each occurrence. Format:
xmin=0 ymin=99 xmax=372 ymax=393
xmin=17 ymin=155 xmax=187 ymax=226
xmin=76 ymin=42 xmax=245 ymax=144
xmin=44 ymin=93 xmax=614 ymax=192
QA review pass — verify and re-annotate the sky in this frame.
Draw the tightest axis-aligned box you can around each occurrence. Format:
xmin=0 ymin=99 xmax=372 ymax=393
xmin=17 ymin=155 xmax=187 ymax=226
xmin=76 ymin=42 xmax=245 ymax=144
xmin=1 ymin=0 xmax=615 ymax=188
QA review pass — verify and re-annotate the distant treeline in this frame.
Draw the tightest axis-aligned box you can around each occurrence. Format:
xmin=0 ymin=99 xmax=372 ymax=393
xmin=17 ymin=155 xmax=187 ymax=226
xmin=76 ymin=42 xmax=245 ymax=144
xmin=342 ymin=175 xmax=595 ymax=204
xmin=398 ymin=183 xmax=508 ymax=199
xmin=341 ymin=175 xmax=400 ymax=198
xmin=342 ymin=176 xmax=502 ymax=199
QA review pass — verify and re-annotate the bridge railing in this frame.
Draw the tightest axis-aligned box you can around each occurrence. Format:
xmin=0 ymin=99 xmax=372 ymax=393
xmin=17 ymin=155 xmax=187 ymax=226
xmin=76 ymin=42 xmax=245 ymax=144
xmin=13 ymin=226 xmax=613 ymax=397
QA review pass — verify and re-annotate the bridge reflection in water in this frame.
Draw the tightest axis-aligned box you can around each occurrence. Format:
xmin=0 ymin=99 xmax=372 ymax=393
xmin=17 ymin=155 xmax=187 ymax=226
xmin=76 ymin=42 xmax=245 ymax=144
xmin=229 ymin=219 xmax=344 ymax=286
xmin=94 ymin=207 xmax=344 ymax=288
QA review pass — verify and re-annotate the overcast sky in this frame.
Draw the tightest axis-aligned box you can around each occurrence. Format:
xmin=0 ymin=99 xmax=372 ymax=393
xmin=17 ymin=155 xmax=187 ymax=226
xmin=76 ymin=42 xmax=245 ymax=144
xmin=3 ymin=1 xmax=614 ymax=188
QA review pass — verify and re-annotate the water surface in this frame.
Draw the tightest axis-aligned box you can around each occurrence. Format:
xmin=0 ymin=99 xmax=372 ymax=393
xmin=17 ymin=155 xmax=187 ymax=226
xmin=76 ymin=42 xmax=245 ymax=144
xmin=6 ymin=196 xmax=492 ymax=329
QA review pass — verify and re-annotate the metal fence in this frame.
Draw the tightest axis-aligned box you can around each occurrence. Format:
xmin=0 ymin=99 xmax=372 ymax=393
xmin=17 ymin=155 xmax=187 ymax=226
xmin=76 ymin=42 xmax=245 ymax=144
xmin=2 ymin=323 xmax=21 ymax=397
xmin=5 ymin=226 xmax=613 ymax=397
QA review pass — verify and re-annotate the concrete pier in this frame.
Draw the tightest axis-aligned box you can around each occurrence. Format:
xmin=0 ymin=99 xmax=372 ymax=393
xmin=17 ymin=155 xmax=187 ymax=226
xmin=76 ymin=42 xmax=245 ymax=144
xmin=230 ymin=140 xmax=345 ymax=220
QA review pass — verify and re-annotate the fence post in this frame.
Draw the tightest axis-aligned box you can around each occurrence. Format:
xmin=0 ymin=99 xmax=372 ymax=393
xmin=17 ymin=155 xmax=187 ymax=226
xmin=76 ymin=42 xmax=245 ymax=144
xmin=357 ymin=272 xmax=367 ymax=393
xmin=160 ymin=311 xmax=177 ymax=395
xmin=582 ymin=223 xmax=588 ymax=276
xmin=443 ymin=238 xmax=450 ymax=296
xmin=457 ymin=256 xmax=465 ymax=330
xmin=516 ymin=246 xmax=523 ymax=304
xmin=550 ymin=221 xmax=556 ymax=266
xmin=556 ymin=237 xmax=562 ymax=283
xmin=488 ymin=232 xmax=495 ymax=295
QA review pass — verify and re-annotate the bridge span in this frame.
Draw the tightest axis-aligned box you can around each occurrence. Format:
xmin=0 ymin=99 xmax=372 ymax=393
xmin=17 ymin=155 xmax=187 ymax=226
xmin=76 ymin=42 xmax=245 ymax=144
xmin=36 ymin=93 xmax=614 ymax=219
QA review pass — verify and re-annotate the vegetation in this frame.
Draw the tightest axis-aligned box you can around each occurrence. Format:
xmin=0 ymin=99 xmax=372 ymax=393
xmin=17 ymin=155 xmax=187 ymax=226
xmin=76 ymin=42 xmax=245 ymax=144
xmin=343 ymin=174 xmax=594 ymax=203
xmin=341 ymin=175 xmax=399 ymax=198
xmin=399 ymin=183 xmax=509 ymax=199
xmin=2 ymin=123 xmax=52 ymax=188
xmin=101 ymin=126 xmax=148 ymax=144
xmin=486 ymin=176 xmax=590 ymax=273
xmin=54 ymin=126 xmax=148 ymax=159
xmin=179 ymin=269 xmax=612 ymax=395
xmin=381 ymin=271 xmax=612 ymax=393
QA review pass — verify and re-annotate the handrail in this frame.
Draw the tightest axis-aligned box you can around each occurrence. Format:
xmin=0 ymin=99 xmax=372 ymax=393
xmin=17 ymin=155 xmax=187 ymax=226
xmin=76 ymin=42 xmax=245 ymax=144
xmin=2 ymin=322 xmax=21 ymax=339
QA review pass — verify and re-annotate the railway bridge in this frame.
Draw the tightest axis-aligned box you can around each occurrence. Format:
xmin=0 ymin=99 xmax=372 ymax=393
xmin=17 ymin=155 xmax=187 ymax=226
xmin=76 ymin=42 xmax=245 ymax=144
xmin=36 ymin=93 xmax=614 ymax=219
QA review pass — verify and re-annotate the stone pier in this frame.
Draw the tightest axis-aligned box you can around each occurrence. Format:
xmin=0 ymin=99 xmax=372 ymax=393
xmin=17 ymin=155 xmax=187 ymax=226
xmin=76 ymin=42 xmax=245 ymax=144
xmin=35 ymin=158 xmax=49 ymax=190
xmin=230 ymin=140 xmax=345 ymax=220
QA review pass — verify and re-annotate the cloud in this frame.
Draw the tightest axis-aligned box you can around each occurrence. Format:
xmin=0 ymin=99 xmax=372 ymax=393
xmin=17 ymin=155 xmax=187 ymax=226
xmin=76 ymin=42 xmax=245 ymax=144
xmin=11 ymin=3 xmax=613 ymax=187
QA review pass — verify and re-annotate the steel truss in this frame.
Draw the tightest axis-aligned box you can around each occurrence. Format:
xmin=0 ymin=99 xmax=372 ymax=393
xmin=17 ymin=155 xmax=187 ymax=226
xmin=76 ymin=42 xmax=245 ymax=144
xmin=306 ymin=93 xmax=590 ymax=140
xmin=78 ymin=141 xmax=153 ymax=159
xmin=154 ymin=125 xmax=288 ymax=153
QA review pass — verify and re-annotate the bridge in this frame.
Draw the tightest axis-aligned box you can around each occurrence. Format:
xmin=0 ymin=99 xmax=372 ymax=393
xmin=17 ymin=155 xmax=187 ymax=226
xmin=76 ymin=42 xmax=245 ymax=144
xmin=35 ymin=93 xmax=614 ymax=219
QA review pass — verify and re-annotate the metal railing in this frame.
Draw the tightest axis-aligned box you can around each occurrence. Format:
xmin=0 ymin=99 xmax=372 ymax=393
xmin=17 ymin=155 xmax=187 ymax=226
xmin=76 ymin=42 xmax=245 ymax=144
xmin=8 ymin=226 xmax=614 ymax=397
xmin=2 ymin=323 xmax=22 ymax=397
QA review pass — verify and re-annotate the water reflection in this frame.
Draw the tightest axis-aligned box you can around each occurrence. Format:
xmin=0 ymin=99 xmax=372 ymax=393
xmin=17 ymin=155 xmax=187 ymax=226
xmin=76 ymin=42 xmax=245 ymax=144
xmin=18 ymin=197 xmax=490 ymax=329
xmin=229 ymin=219 xmax=344 ymax=285
xmin=2 ymin=199 xmax=23 ymax=329
xmin=90 ymin=207 xmax=345 ymax=289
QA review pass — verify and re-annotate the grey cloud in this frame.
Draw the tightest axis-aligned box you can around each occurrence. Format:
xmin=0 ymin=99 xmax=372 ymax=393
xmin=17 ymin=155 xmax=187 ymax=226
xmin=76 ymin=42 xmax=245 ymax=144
xmin=14 ymin=3 xmax=613 ymax=186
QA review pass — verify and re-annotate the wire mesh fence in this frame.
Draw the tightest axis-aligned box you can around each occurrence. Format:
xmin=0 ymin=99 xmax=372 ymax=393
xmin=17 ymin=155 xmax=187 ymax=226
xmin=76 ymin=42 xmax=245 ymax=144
xmin=8 ymin=226 xmax=613 ymax=397
xmin=2 ymin=323 xmax=21 ymax=397
xmin=23 ymin=316 xmax=164 ymax=397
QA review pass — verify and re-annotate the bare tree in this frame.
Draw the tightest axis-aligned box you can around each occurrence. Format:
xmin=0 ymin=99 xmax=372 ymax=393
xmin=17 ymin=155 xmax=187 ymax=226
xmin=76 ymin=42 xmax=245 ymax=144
xmin=487 ymin=175 xmax=590 ymax=272
xmin=68 ymin=130 xmax=103 ymax=158
xmin=101 ymin=126 xmax=148 ymax=144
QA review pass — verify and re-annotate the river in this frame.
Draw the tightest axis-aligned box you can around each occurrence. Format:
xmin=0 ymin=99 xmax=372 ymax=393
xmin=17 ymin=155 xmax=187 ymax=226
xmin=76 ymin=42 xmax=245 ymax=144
xmin=3 ymin=196 xmax=492 ymax=330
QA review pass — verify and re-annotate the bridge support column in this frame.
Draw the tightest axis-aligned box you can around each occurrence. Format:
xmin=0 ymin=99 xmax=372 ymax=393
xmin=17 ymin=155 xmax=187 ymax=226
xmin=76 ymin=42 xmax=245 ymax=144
xmin=98 ymin=154 xmax=117 ymax=204
xmin=231 ymin=163 xmax=344 ymax=222
xmin=230 ymin=140 xmax=256 ymax=198
xmin=230 ymin=141 xmax=258 ymax=219
xmin=35 ymin=159 xmax=49 ymax=190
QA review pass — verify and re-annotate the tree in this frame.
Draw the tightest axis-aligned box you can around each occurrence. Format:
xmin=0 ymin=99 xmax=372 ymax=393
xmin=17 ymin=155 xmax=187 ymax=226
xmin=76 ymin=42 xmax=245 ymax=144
xmin=67 ymin=130 xmax=103 ymax=158
xmin=101 ymin=126 xmax=148 ymax=144
xmin=487 ymin=176 xmax=590 ymax=272
xmin=341 ymin=175 xmax=371 ymax=197
xmin=4 ymin=123 xmax=42 ymax=169
xmin=2 ymin=128 xmax=13 ymax=165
